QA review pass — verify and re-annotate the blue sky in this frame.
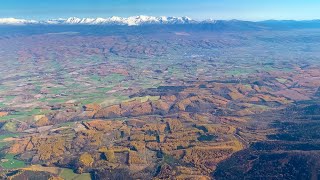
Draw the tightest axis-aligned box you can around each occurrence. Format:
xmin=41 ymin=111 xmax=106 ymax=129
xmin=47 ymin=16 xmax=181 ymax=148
xmin=0 ymin=0 xmax=319 ymax=20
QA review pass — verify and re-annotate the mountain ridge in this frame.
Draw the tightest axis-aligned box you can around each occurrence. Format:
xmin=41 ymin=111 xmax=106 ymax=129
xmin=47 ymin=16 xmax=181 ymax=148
xmin=1 ymin=16 xmax=320 ymax=30
xmin=0 ymin=16 xmax=196 ymax=26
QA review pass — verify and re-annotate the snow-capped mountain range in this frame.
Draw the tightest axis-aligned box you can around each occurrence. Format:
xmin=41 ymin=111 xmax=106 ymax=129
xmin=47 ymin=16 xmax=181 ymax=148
xmin=0 ymin=16 xmax=200 ymax=26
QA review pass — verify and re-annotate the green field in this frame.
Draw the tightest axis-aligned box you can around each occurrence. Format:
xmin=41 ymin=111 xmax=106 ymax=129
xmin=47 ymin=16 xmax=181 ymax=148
xmin=59 ymin=168 xmax=91 ymax=180
xmin=0 ymin=154 xmax=26 ymax=169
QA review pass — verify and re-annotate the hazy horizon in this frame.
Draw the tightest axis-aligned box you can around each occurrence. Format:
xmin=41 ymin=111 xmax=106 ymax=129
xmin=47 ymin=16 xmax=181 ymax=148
xmin=1 ymin=15 xmax=320 ymax=22
xmin=1 ymin=0 xmax=319 ymax=21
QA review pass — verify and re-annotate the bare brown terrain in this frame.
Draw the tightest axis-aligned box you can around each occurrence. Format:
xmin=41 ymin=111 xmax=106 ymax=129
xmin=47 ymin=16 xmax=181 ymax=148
xmin=0 ymin=24 xmax=319 ymax=179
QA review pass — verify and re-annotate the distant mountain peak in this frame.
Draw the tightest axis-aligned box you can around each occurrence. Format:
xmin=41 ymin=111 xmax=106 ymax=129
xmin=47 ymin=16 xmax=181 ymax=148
xmin=0 ymin=17 xmax=37 ymax=25
xmin=0 ymin=16 xmax=197 ymax=26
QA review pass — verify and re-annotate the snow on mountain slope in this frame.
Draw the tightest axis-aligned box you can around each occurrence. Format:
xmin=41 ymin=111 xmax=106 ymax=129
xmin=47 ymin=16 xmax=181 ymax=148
xmin=0 ymin=16 xmax=196 ymax=25
xmin=0 ymin=18 xmax=37 ymax=25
